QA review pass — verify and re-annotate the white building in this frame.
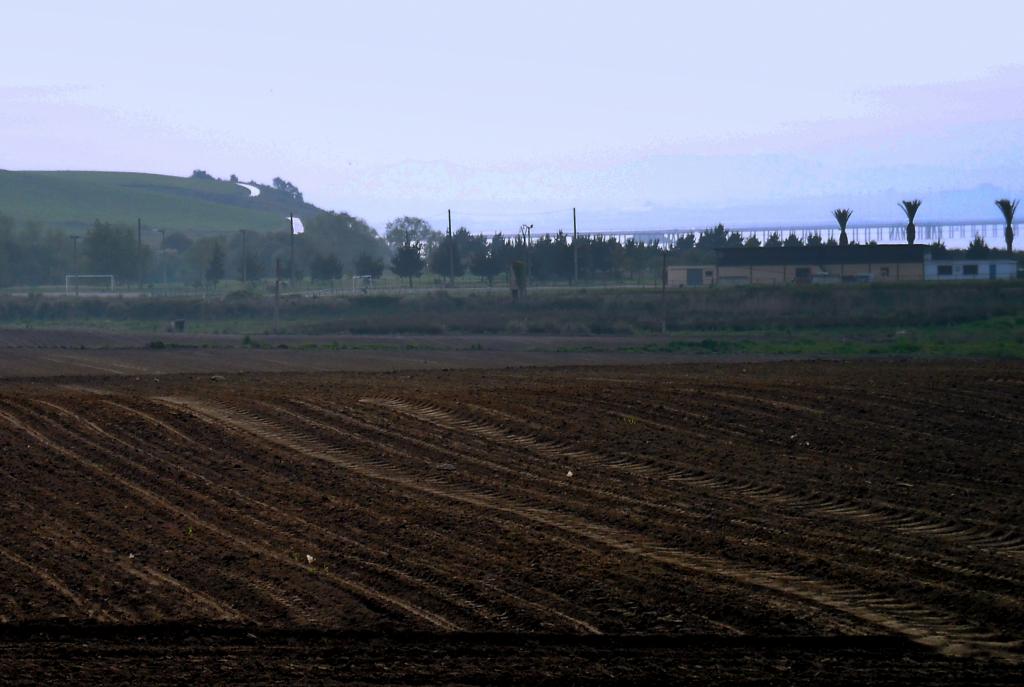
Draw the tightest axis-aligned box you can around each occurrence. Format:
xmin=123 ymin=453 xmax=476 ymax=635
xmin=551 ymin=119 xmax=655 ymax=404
xmin=924 ymin=255 xmax=1018 ymax=281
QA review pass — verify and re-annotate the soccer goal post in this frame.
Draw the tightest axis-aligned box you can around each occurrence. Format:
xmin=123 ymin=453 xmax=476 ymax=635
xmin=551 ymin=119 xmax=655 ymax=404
xmin=352 ymin=275 xmax=373 ymax=293
xmin=65 ymin=274 xmax=116 ymax=295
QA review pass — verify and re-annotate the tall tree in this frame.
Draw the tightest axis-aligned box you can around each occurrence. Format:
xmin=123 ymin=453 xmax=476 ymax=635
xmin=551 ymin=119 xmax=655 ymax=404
xmin=966 ymin=236 xmax=990 ymax=257
xmin=309 ymin=253 xmax=343 ymax=282
xmin=674 ymin=234 xmax=696 ymax=252
xmin=697 ymin=224 xmax=742 ymax=250
xmin=429 ymin=236 xmax=465 ymax=278
xmin=469 ymin=242 xmax=504 ymax=285
xmin=354 ymin=252 xmax=385 ymax=279
xmin=833 ymin=209 xmax=853 ymax=247
xmin=384 ymin=217 xmax=441 ymax=254
xmin=303 ymin=212 xmax=388 ymax=269
xmin=899 ymin=199 xmax=922 ymax=245
xmin=995 ymin=199 xmax=1018 ymax=252
xmin=83 ymin=221 xmax=138 ymax=281
xmin=271 ymin=177 xmax=303 ymax=201
xmin=391 ymin=235 xmax=425 ymax=287
xmin=205 ymin=240 xmax=225 ymax=285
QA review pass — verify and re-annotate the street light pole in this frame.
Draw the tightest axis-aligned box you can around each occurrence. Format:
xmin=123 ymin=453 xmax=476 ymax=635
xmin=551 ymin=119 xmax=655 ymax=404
xmin=447 ymin=209 xmax=454 ymax=286
xmin=523 ymin=224 xmax=533 ymax=283
xmin=289 ymin=214 xmax=295 ymax=286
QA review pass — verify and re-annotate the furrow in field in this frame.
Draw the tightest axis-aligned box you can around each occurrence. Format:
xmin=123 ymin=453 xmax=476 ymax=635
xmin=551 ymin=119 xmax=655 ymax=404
xmin=357 ymin=397 xmax=1024 ymax=619
xmin=0 ymin=399 xmax=459 ymax=631
xmin=138 ymin=395 xmax=605 ymax=633
xmin=56 ymin=396 xmax=484 ymax=630
xmin=159 ymin=395 xmax=1021 ymax=660
xmin=0 ymin=460 xmax=255 ymax=623
xmin=179 ymin=397 xmax=608 ymax=634
xmin=86 ymin=397 xmax=524 ymax=630
xmin=434 ymin=394 xmax=1024 ymax=561
xmin=0 ymin=401 xmax=332 ymax=625
xmin=0 ymin=447 xmax=309 ymax=624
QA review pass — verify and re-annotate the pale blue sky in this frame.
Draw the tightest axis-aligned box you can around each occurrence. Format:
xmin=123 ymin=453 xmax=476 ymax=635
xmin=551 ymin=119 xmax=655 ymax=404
xmin=2 ymin=0 xmax=1023 ymax=230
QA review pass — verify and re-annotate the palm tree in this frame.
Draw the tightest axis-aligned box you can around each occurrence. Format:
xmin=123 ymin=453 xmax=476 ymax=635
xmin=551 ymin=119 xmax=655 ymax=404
xmin=899 ymin=200 xmax=922 ymax=246
xmin=995 ymin=199 xmax=1018 ymax=252
xmin=833 ymin=209 xmax=853 ymax=247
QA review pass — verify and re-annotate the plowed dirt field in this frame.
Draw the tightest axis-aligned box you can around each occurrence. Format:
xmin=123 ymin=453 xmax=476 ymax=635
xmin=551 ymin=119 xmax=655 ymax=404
xmin=1 ymin=360 xmax=1022 ymax=684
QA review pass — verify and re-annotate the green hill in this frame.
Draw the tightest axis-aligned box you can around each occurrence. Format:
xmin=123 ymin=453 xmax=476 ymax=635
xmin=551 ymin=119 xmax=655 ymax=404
xmin=0 ymin=170 xmax=325 ymax=234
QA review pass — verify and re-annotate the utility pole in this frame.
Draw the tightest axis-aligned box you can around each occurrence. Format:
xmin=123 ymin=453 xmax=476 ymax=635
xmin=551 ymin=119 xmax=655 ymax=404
xmin=70 ymin=235 xmax=80 ymax=296
xmin=572 ymin=207 xmax=578 ymax=286
xmin=527 ymin=224 xmax=533 ymax=283
xmin=240 ymin=229 xmax=248 ymax=284
xmin=661 ymin=251 xmax=668 ymax=335
xmin=520 ymin=223 xmax=533 ymax=284
xmin=289 ymin=214 xmax=295 ymax=287
xmin=137 ymin=217 xmax=143 ymax=289
xmin=447 ymin=209 xmax=454 ymax=286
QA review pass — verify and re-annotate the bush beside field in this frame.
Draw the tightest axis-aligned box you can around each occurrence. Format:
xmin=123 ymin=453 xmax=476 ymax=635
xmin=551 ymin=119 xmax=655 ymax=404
xmin=0 ymin=281 xmax=1021 ymax=336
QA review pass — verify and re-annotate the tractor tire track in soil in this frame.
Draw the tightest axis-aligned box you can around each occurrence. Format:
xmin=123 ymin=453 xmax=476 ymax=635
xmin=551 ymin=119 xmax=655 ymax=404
xmin=1 ymin=359 xmax=1022 ymax=682
xmin=362 ymin=397 xmax=1024 ymax=603
xmin=160 ymin=395 xmax=1018 ymax=660
xmin=375 ymin=395 xmax=1024 ymax=563
xmin=453 ymin=390 xmax=1024 ymax=560
xmin=48 ymin=397 xmax=497 ymax=630
xmin=0 ymin=400 xmax=459 ymax=632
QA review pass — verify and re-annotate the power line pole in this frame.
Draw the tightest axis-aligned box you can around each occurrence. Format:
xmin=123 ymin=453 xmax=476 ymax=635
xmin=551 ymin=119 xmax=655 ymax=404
xmin=572 ymin=207 xmax=578 ymax=286
xmin=526 ymin=224 xmax=533 ymax=284
xmin=289 ymin=214 xmax=295 ymax=287
xmin=137 ymin=217 xmax=143 ymax=289
xmin=447 ymin=209 xmax=454 ymax=286
xmin=661 ymin=251 xmax=668 ymax=335
xmin=70 ymin=235 xmax=80 ymax=296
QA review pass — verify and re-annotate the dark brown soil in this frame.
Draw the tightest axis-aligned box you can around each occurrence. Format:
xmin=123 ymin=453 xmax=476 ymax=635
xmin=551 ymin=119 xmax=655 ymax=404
xmin=1 ymin=360 xmax=1021 ymax=683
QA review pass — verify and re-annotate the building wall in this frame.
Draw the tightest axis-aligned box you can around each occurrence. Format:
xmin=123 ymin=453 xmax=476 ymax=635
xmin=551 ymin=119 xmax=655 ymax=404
xmin=717 ymin=265 xmax=785 ymax=285
xmin=696 ymin=256 xmax=1018 ymax=285
xmin=924 ymin=260 xmax=1017 ymax=280
xmin=666 ymin=266 xmax=717 ymax=287
xmin=821 ymin=263 xmax=924 ymax=282
xmin=717 ymin=261 xmax=925 ymax=285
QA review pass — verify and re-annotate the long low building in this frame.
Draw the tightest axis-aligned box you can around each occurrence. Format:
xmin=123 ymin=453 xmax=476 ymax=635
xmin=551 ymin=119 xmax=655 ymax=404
xmin=924 ymin=255 xmax=1018 ymax=281
xmin=716 ymin=245 xmax=927 ymax=285
xmin=666 ymin=245 xmax=1018 ymax=287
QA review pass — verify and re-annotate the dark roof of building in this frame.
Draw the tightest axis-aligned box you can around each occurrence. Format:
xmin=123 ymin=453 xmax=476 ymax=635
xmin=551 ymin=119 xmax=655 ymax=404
xmin=716 ymin=244 xmax=928 ymax=267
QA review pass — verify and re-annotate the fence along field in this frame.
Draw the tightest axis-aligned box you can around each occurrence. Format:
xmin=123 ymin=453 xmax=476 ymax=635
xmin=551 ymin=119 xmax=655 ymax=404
xmin=0 ymin=360 xmax=1021 ymax=682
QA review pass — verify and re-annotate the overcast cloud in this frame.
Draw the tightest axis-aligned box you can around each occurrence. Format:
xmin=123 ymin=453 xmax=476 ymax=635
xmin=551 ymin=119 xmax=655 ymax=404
xmin=2 ymin=0 xmax=1023 ymax=230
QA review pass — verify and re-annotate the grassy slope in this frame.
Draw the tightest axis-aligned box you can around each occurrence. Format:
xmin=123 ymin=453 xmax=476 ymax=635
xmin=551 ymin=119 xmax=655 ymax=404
xmin=0 ymin=170 xmax=322 ymax=233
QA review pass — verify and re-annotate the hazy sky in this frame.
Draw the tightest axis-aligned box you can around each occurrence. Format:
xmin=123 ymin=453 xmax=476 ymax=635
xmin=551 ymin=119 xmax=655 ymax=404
xmin=3 ymin=0 xmax=1023 ymax=230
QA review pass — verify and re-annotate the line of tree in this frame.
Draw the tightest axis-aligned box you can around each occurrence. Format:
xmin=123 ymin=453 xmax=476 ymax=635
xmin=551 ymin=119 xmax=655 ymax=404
xmin=0 ymin=199 xmax=1019 ymax=288
xmin=0 ymin=210 xmax=390 ymax=288
xmin=383 ymin=207 xmax=1023 ymax=287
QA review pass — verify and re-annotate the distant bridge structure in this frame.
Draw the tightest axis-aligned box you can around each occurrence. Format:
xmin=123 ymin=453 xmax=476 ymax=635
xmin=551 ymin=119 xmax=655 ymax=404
xmin=524 ymin=220 xmax=1021 ymax=247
